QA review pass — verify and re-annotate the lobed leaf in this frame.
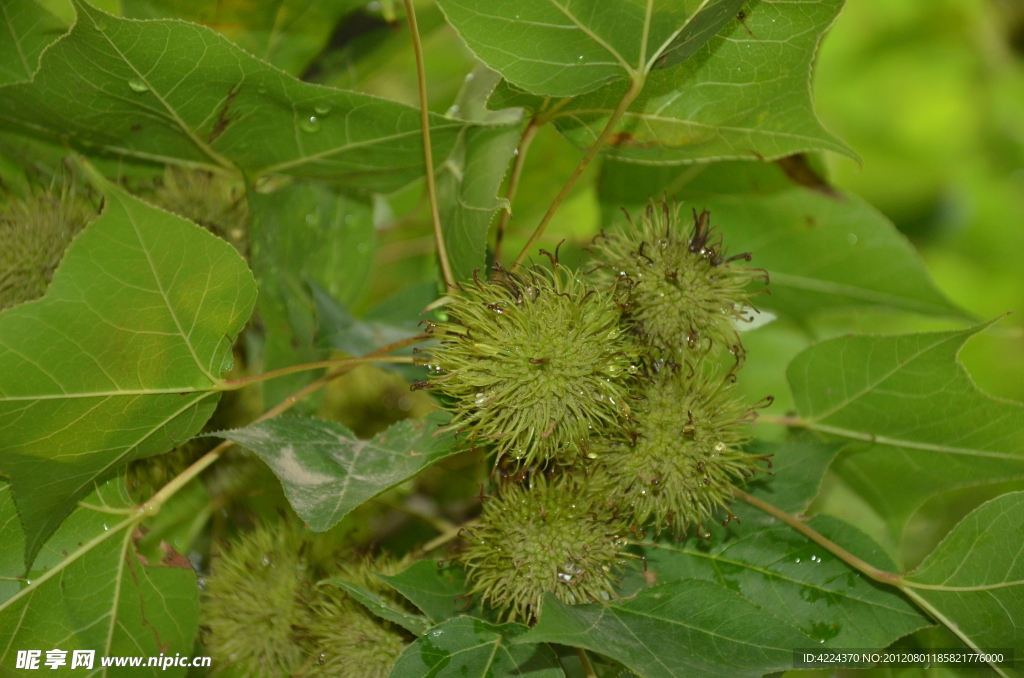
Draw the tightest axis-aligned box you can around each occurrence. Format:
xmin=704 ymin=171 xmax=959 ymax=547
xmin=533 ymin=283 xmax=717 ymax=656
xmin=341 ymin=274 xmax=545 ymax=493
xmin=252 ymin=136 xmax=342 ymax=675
xmin=212 ymin=412 xmax=460 ymax=532
xmin=518 ymin=580 xmax=809 ymax=678
xmin=787 ymin=322 xmax=1024 ymax=543
xmin=436 ymin=0 xmax=713 ymax=98
xmin=639 ymin=515 xmax=929 ymax=648
xmin=0 ymin=0 xmax=66 ymax=86
xmin=0 ymin=479 xmax=199 ymax=677
xmin=492 ymin=0 xmax=855 ymax=164
xmin=390 ymin=617 xmax=563 ymax=678
xmin=0 ymin=0 xmax=469 ymax=192
xmin=903 ymin=491 xmax=1024 ymax=667
xmin=0 ymin=174 xmax=255 ymax=565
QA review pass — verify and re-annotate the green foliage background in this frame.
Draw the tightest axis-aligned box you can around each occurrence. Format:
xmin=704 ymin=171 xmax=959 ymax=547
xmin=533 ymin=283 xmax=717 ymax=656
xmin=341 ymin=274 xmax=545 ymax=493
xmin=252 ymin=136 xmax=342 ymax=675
xmin=0 ymin=0 xmax=1022 ymax=676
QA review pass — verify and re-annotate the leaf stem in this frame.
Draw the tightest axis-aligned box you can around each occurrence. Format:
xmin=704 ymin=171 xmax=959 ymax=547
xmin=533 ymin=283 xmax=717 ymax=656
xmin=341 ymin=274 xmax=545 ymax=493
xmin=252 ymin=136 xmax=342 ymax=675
xmin=493 ymin=115 xmax=543 ymax=266
xmin=216 ymin=355 xmax=415 ymax=390
xmin=402 ymin=0 xmax=454 ymax=289
xmin=576 ymin=648 xmax=598 ymax=678
xmin=511 ymin=76 xmax=644 ymax=271
xmin=139 ymin=334 xmax=430 ymax=516
xmin=731 ymin=488 xmax=903 ymax=587
xmin=414 ymin=518 xmax=479 ymax=556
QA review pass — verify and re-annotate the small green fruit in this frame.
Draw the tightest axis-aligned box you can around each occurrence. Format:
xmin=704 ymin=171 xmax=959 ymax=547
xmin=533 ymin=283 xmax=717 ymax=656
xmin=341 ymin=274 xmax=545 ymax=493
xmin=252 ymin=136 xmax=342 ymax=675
xmin=594 ymin=364 xmax=764 ymax=535
xmin=150 ymin=166 xmax=248 ymax=256
xmin=0 ymin=189 xmax=97 ymax=310
xmin=458 ymin=474 xmax=628 ymax=622
xmin=201 ymin=521 xmax=315 ymax=677
xmin=589 ymin=202 xmax=765 ymax=360
xmin=421 ymin=264 xmax=642 ymax=466
xmin=306 ymin=557 xmax=413 ymax=678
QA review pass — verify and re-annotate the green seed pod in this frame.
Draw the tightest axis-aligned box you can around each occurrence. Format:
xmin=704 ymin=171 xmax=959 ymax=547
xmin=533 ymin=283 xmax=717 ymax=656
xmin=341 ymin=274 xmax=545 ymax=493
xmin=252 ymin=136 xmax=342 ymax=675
xmin=306 ymin=557 xmax=413 ymax=678
xmin=421 ymin=264 xmax=642 ymax=466
xmin=0 ymin=189 xmax=97 ymax=310
xmin=458 ymin=474 xmax=628 ymax=622
xmin=594 ymin=364 xmax=766 ymax=536
xmin=150 ymin=166 xmax=248 ymax=256
xmin=589 ymin=201 xmax=765 ymax=362
xmin=201 ymin=521 xmax=315 ymax=677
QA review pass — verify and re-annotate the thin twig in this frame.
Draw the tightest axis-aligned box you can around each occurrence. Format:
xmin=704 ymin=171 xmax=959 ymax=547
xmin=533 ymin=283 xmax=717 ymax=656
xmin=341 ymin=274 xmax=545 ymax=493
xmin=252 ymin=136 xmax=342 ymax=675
xmin=493 ymin=115 xmax=543 ymax=266
xmin=576 ymin=648 xmax=597 ymax=678
xmin=414 ymin=518 xmax=479 ymax=556
xmin=217 ymin=355 xmax=414 ymax=390
xmin=732 ymin=488 xmax=902 ymax=586
xmin=402 ymin=0 xmax=454 ymax=289
xmin=511 ymin=77 xmax=644 ymax=271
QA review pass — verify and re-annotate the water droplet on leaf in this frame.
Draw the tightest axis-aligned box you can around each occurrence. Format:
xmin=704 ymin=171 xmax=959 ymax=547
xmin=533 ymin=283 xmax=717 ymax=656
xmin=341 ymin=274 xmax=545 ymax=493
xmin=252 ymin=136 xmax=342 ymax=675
xmin=314 ymin=103 xmax=331 ymax=115
xmin=127 ymin=78 xmax=149 ymax=93
xmin=299 ymin=116 xmax=320 ymax=133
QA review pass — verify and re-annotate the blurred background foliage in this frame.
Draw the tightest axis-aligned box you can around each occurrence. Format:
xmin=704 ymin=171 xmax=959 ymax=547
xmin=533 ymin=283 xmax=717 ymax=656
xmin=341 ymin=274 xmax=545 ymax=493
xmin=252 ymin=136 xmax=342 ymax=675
xmin=2 ymin=0 xmax=1023 ymax=671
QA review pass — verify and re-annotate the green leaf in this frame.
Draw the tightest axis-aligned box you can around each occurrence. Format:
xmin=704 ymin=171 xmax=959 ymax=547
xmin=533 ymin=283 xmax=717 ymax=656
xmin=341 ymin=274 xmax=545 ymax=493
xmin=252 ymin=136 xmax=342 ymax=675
xmin=390 ymin=617 xmax=564 ymax=678
xmin=322 ymin=579 xmax=431 ymax=636
xmin=639 ymin=514 xmax=929 ymax=648
xmin=437 ymin=65 xmax=522 ymax=281
xmin=121 ymin=0 xmax=364 ymax=76
xmin=519 ymin=581 xmax=810 ymax=678
xmin=0 ymin=174 xmax=255 ymax=565
xmin=378 ymin=560 xmax=478 ymax=624
xmin=0 ymin=0 xmax=67 ymax=85
xmin=903 ymin=491 xmax=1024 ymax=667
xmin=248 ymin=182 xmax=374 ymax=408
xmin=787 ymin=322 xmax=1024 ymax=543
xmin=742 ymin=439 xmax=841 ymax=517
xmin=493 ymin=0 xmax=855 ymax=163
xmin=599 ymin=160 xmax=966 ymax=320
xmin=0 ymin=479 xmax=200 ymax=676
xmin=651 ymin=0 xmax=747 ymax=70
xmin=436 ymin=0 xmax=715 ymax=98
xmin=212 ymin=412 xmax=460 ymax=532
xmin=0 ymin=1 xmax=467 ymax=192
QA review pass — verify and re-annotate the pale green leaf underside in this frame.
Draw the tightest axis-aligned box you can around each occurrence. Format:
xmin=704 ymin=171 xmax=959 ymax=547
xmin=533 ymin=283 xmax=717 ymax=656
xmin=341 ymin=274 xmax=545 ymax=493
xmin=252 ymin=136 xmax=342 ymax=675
xmin=904 ymin=491 xmax=1024 ymax=666
xmin=0 ymin=0 xmax=467 ymax=192
xmin=788 ymin=324 xmax=1024 ymax=541
xmin=390 ymin=617 xmax=563 ymax=678
xmin=0 ymin=0 xmax=66 ymax=86
xmin=436 ymin=0 xmax=709 ymax=97
xmin=494 ymin=0 xmax=855 ymax=164
xmin=0 ymin=479 xmax=199 ymax=678
xmin=519 ymin=581 xmax=810 ymax=678
xmin=439 ymin=66 xmax=522 ymax=281
xmin=0 ymin=177 xmax=255 ymax=565
xmin=599 ymin=161 xmax=967 ymax=321
xmin=214 ymin=412 xmax=459 ymax=532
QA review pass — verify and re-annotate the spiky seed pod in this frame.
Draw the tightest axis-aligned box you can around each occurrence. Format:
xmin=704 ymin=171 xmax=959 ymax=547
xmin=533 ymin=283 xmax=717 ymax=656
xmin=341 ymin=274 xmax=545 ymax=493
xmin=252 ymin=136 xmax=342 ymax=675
xmin=305 ymin=557 xmax=413 ymax=678
xmin=201 ymin=521 xmax=315 ymax=677
xmin=150 ymin=166 xmax=248 ymax=256
xmin=421 ymin=264 xmax=642 ymax=466
xmin=589 ymin=201 xmax=764 ymax=360
xmin=0 ymin=189 xmax=97 ymax=310
xmin=457 ymin=474 xmax=628 ymax=622
xmin=593 ymin=364 xmax=763 ymax=536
